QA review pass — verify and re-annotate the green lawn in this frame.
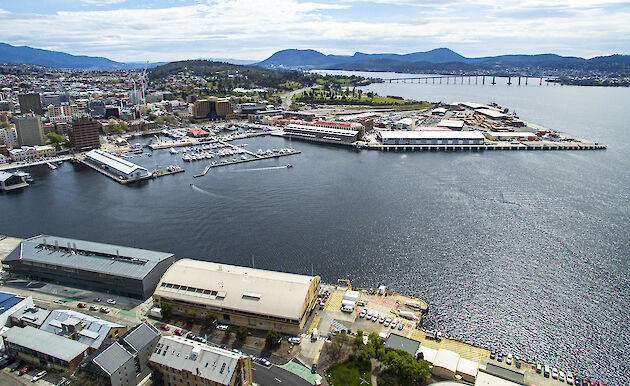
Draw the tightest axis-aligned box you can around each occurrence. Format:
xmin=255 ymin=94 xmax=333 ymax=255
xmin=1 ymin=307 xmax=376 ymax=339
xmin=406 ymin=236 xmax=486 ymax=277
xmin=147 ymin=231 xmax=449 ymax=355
xmin=324 ymin=359 xmax=371 ymax=386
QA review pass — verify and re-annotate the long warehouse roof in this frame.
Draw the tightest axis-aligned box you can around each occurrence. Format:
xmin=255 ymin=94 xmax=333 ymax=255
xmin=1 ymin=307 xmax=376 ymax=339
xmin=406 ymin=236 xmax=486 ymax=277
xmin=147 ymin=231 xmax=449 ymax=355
xmin=2 ymin=326 xmax=89 ymax=362
xmin=3 ymin=235 xmax=174 ymax=280
xmin=286 ymin=124 xmax=359 ymax=136
xmin=379 ymin=130 xmax=485 ymax=140
xmin=85 ymin=150 xmax=147 ymax=175
xmin=154 ymin=259 xmax=319 ymax=322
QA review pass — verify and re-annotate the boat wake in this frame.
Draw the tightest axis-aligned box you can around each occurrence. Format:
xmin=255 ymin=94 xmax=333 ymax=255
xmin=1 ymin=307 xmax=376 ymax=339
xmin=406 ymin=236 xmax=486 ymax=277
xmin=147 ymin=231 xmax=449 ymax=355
xmin=230 ymin=166 xmax=289 ymax=172
xmin=189 ymin=184 xmax=224 ymax=198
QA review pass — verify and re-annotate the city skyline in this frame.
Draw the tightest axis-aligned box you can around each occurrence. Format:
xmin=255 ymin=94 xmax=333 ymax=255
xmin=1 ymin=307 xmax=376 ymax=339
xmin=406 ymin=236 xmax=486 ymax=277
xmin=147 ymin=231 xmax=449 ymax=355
xmin=1 ymin=0 xmax=629 ymax=62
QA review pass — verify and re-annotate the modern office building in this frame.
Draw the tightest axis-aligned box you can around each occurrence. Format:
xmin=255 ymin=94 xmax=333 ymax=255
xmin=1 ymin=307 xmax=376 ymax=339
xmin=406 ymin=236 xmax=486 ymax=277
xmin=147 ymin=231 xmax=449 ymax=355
xmin=89 ymin=99 xmax=106 ymax=118
xmin=377 ymin=130 xmax=486 ymax=146
xmin=40 ymin=310 xmax=127 ymax=353
xmin=15 ymin=114 xmax=44 ymax=146
xmin=68 ymin=116 xmax=101 ymax=150
xmin=150 ymin=335 xmax=253 ymax=386
xmin=84 ymin=323 xmax=161 ymax=386
xmin=85 ymin=150 xmax=151 ymax=180
xmin=284 ymin=124 xmax=360 ymax=144
xmin=18 ymin=93 xmax=43 ymax=115
xmin=3 ymin=235 xmax=175 ymax=299
xmin=193 ymin=97 xmax=236 ymax=120
xmin=0 ymin=292 xmax=33 ymax=327
xmin=153 ymin=259 xmax=320 ymax=334
xmin=1 ymin=326 xmax=89 ymax=372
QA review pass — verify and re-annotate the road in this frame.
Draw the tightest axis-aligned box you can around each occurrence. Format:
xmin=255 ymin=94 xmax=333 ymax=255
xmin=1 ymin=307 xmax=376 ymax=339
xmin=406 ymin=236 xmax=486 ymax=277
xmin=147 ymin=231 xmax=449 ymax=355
xmin=280 ymin=86 xmax=319 ymax=110
xmin=252 ymin=362 xmax=312 ymax=385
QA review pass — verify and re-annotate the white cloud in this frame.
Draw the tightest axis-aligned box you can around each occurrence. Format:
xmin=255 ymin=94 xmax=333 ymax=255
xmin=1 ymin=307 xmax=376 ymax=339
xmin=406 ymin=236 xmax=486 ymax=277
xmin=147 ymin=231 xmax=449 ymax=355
xmin=81 ymin=0 xmax=127 ymax=5
xmin=0 ymin=0 xmax=627 ymax=61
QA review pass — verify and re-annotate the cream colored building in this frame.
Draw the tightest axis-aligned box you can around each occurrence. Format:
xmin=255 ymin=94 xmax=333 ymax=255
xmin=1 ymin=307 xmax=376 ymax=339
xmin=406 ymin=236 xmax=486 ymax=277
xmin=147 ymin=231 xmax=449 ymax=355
xmin=152 ymin=259 xmax=321 ymax=334
xmin=35 ymin=145 xmax=56 ymax=158
xmin=150 ymin=335 xmax=252 ymax=386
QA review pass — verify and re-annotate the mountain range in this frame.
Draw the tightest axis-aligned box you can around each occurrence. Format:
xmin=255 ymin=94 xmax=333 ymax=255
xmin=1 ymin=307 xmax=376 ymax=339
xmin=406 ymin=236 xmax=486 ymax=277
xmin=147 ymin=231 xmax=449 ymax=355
xmin=257 ymin=48 xmax=630 ymax=75
xmin=0 ymin=42 xmax=628 ymax=75
xmin=0 ymin=43 xmax=254 ymax=70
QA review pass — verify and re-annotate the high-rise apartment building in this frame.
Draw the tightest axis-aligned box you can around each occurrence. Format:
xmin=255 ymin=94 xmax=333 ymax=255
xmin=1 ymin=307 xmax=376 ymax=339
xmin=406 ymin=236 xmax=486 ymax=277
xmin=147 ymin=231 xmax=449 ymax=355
xmin=18 ymin=93 xmax=43 ymax=115
xmin=15 ymin=114 xmax=44 ymax=146
xmin=0 ymin=127 xmax=19 ymax=148
xmin=68 ymin=117 xmax=100 ymax=150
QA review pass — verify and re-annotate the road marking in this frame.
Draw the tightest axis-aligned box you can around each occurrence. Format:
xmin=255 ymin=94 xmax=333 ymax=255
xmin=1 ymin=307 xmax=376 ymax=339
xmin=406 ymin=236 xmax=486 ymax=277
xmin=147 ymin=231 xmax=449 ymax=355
xmin=275 ymin=377 xmax=282 ymax=382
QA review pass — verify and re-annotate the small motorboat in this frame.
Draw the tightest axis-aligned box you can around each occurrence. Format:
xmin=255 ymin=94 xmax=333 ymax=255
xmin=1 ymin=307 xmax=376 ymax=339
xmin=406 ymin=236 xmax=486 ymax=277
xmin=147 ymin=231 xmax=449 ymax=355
xmin=287 ymin=164 xmax=293 ymax=168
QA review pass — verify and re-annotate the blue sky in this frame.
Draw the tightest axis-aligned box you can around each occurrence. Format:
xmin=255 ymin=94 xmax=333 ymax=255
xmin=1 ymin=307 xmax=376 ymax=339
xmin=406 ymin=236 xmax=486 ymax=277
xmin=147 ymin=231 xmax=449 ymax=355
xmin=1 ymin=0 xmax=628 ymax=62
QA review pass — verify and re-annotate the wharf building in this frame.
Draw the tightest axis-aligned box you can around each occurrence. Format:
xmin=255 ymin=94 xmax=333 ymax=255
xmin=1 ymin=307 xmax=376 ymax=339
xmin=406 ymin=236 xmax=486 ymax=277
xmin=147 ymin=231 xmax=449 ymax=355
xmin=152 ymin=259 xmax=321 ymax=335
xmin=84 ymin=150 xmax=151 ymax=181
xmin=0 ymin=171 xmax=29 ymax=191
xmin=15 ymin=114 xmax=44 ymax=146
xmin=68 ymin=116 xmax=101 ymax=150
xmin=83 ymin=322 xmax=161 ymax=386
xmin=1 ymin=325 xmax=89 ymax=372
xmin=377 ymin=130 xmax=486 ymax=146
xmin=18 ymin=93 xmax=43 ymax=115
xmin=193 ymin=97 xmax=237 ymax=120
xmin=149 ymin=335 xmax=253 ymax=386
xmin=284 ymin=124 xmax=360 ymax=144
xmin=3 ymin=235 xmax=175 ymax=299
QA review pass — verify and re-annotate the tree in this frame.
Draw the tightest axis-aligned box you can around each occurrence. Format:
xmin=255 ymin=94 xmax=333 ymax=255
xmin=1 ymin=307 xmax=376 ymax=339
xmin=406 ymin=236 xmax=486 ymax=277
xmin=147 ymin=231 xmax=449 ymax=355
xmin=236 ymin=326 xmax=248 ymax=341
xmin=265 ymin=329 xmax=281 ymax=349
xmin=187 ymin=311 xmax=197 ymax=325
xmin=203 ymin=312 xmax=217 ymax=328
xmin=119 ymin=121 xmax=129 ymax=132
xmin=160 ymin=303 xmax=172 ymax=320
xmin=155 ymin=117 xmax=165 ymax=125
xmin=224 ymin=326 xmax=233 ymax=338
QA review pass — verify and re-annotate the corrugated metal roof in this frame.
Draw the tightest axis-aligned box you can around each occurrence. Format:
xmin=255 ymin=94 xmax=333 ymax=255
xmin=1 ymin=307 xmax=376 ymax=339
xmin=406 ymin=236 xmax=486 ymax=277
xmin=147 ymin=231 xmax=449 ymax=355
xmin=154 ymin=259 xmax=318 ymax=322
xmin=379 ymin=130 xmax=485 ymax=140
xmin=12 ymin=235 xmax=173 ymax=280
xmin=85 ymin=150 xmax=147 ymax=175
xmin=150 ymin=336 xmax=242 ymax=384
xmin=2 ymin=326 xmax=88 ymax=362
xmin=286 ymin=124 xmax=359 ymax=137
xmin=40 ymin=310 xmax=124 ymax=350
xmin=123 ymin=322 xmax=160 ymax=352
xmin=93 ymin=342 xmax=133 ymax=376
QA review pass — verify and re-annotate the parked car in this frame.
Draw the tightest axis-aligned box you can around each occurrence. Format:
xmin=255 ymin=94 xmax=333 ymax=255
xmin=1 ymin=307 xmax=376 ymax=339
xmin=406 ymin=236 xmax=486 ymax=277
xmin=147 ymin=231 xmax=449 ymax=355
xmin=216 ymin=325 xmax=229 ymax=331
xmin=288 ymin=337 xmax=301 ymax=344
xmin=32 ymin=370 xmax=47 ymax=382
xmin=311 ymin=363 xmax=317 ymax=374
xmin=506 ymin=353 xmax=513 ymax=365
xmin=536 ymin=364 xmax=542 ymax=373
xmin=0 ymin=357 xmax=12 ymax=369
xmin=19 ymin=366 xmax=30 ymax=376
xmin=359 ymin=310 xmax=366 ymax=318
xmin=186 ymin=332 xmax=196 ymax=340
xmin=161 ymin=324 xmax=170 ymax=331
xmin=371 ymin=312 xmax=379 ymax=322
xmin=384 ymin=318 xmax=391 ymax=327
xmin=100 ymin=307 xmax=110 ymax=313
xmin=77 ymin=303 xmax=87 ymax=308
xmin=366 ymin=311 xmax=373 ymax=319
xmin=378 ymin=316 xmax=385 ymax=324
xmin=9 ymin=361 xmax=23 ymax=372
xmin=397 ymin=322 xmax=404 ymax=330
xmin=390 ymin=318 xmax=399 ymax=329
xmin=94 ymin=297 xmax=101 ymax=302
xmin=552 ymin=368 xmax=558 ymax=379
xmin=106 ymin=299 xmax=117 ymax=305
xmin=90 ymin=305 xmax=99 ymax=311
xmin=497 ymin=352 xmax=503 ymax=362
xmin=174 ymin=329 xmax=184 ymax=336
xmin=566 ymin=373 xmax=575 ymax=384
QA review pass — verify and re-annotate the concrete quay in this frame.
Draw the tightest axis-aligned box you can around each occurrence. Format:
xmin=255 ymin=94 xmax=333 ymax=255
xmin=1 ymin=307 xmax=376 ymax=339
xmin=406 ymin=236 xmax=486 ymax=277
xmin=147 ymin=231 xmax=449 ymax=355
xmin=193 ymin=150 xmax=301 ymax=178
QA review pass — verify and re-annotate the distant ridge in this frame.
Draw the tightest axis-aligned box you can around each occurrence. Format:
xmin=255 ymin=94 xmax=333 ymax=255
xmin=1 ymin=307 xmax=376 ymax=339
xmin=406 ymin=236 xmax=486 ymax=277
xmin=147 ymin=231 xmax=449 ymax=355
xmin=257 ymin=48 xmax=630 ymax=75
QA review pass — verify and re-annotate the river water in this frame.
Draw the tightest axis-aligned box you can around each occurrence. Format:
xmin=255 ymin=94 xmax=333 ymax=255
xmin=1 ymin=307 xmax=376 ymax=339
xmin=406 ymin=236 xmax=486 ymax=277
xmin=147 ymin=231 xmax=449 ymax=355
xmin=2 ymin=71 xmax=629 ymax=382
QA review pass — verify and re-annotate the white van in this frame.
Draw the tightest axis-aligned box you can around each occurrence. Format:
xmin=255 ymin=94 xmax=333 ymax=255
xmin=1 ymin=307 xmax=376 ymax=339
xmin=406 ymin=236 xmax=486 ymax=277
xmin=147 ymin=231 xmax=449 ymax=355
xmin=544 ymin=365 xmax=550 ymax=378
xmin=341 ymin=305 xmax=354 ymax=313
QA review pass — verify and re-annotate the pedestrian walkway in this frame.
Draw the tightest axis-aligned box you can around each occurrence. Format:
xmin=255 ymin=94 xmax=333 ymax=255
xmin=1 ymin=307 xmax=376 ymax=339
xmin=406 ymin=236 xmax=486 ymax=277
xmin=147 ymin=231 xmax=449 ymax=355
xmin=308 ymin=315 xmax=321 ymax=333
xmin=280 ymin=359 xmax=319 ymax=384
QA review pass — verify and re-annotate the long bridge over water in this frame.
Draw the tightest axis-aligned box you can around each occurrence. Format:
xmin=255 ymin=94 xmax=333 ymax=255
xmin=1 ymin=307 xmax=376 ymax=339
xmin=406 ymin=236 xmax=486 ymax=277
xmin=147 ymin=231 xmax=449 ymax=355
xmin=381 ymin=75 xmax=558 ymax=86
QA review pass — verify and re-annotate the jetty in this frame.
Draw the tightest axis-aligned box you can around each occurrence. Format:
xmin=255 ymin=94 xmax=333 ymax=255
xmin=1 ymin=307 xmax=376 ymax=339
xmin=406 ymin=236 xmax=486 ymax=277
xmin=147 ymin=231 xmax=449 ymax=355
xmin=193 ymin=150 xmax=301 ymax=178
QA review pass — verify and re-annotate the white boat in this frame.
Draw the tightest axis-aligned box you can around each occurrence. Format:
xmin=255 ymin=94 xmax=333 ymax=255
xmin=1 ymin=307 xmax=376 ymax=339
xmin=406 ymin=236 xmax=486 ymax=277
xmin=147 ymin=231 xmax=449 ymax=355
xmin=169 ymin=147 xmax=178 ymax=154
xmin=241 ymin=155 xmax=247 ymax=160
xmin=182 ymin=154 xmax=191 ymax=162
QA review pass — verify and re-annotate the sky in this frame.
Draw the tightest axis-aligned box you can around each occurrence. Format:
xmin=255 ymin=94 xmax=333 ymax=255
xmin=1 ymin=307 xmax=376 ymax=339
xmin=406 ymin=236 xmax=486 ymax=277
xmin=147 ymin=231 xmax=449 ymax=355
xmin=1 ymin=0 xmax=629 ymax=63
